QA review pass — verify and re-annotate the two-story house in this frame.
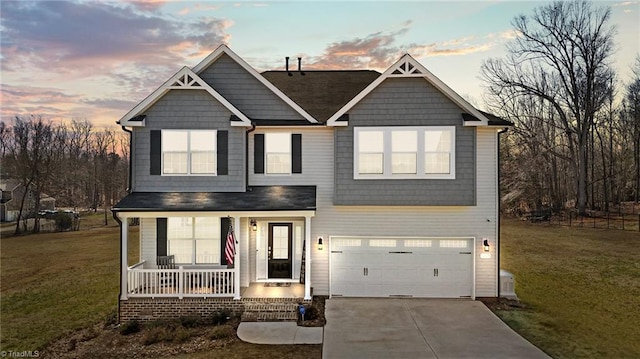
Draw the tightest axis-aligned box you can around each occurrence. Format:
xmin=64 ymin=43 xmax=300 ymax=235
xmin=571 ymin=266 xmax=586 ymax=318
xmin=113 ymin=45 xmax=511 ymax=322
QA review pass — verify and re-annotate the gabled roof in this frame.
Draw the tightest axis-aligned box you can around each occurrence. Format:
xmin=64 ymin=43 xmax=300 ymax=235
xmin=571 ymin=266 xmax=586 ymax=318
xmin=118 ymin=67 xmax=251 ymax=127
xmin=192 ymin=44 xmax=318 ymax=124
xmin=326 ymin=54 xmax=492 ymax=127
xmin=261 ymin=70 xmax=381 ymax=123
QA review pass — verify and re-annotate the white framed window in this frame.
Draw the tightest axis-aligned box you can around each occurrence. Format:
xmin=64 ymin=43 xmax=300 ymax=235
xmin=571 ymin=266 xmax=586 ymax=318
xmin=265 ymin=133 xmax=291 ymax=174
xmin=167 ymin=217 xmax=220 ymax=264
xmin=354 ymin=126 xmax=455 ymax=179
xmin=392 ymin=130 xmax=417 ymax=174
xmin=425 ymin=130 xmax=451 ymax=174
xmin=162 ymin=130 xmax=216 ymax=175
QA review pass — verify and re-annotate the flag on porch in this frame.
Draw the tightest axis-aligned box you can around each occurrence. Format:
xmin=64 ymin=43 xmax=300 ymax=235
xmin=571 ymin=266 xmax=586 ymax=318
xmin=225 ymin=219 xmax=236 ymax=266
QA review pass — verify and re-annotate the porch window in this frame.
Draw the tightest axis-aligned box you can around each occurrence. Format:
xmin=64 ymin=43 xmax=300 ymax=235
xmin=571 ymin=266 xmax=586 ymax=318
xmin=167 ymin=217 xmax=220 ymax=264
xmin=162 ymin=130 xmax=216 ymax=175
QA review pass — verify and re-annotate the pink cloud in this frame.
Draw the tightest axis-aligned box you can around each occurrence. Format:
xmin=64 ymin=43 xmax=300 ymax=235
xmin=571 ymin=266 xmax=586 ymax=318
xmin=303 ymin=28 xmax=410 ymax=70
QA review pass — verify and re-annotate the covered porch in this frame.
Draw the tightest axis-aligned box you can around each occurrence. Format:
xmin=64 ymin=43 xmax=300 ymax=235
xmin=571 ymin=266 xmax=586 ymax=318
xmin=113 ymin=186 xmax=316 ymax=303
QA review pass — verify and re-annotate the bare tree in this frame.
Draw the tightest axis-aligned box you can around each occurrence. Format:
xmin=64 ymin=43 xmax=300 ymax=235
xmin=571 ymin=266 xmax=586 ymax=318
xmin=623 ymin=56 xmax=640 ymax=203
xmin=482 ymin=0 xmax=616 ymax=215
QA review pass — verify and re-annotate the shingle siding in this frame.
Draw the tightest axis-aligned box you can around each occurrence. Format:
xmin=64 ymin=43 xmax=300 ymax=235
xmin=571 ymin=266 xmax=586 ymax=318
xmin=334 ymin=77 xmax=476 ymax=206
xmin=198 ymin=53 xmax=303 ymax=120
xmin=131 ymin=90 xmax=245 ymax=192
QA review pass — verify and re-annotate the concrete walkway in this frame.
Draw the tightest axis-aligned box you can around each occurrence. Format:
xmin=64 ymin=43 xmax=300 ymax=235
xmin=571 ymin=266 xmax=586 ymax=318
xmin=323 ymin=298 xmax=551 ymax=359
xmin=237 ymin=322 xmax=323 ymax=344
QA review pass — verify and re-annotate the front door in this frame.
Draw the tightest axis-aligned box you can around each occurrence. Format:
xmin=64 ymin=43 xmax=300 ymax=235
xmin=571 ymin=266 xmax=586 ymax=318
xmin=268 ymin=223 xmax=293 ymax=279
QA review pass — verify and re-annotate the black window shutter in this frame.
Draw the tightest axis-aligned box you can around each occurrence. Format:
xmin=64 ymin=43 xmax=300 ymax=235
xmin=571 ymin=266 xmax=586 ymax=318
xmin=292 ymin=134 xmax=302 ymax=174
xmin=217 ymin=131 xmax=228 ymax=175
xmin=150 ymin=130 xmax=162 ymax=175
xmin=254 ymin=134 xmax=265 ymax=174
xmin=156 ymin=218 xmax=167 ymax=256
xmin=220 ymin=217 xmax=231 ymax=265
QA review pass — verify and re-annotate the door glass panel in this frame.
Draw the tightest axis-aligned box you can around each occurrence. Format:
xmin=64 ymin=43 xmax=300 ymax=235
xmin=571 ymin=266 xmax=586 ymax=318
xmin=272 ymin=226 xmax=289 ymax=259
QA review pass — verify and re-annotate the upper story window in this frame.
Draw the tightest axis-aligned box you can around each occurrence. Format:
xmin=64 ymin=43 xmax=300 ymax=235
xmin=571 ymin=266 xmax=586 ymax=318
xmin=265 ymin=133 xmax=291 ymax=174
xmin=162 ymin=130 xmax=216 ymax=175
xmin=354 ymin=126 xmax=455 ymax=180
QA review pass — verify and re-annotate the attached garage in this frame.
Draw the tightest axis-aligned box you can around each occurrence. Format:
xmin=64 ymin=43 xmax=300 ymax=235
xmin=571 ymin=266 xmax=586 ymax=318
xmin=330 ymin=237 xmax=474 ymax=298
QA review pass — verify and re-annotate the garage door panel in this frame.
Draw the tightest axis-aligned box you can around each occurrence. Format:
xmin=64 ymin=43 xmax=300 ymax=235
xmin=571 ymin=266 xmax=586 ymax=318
xmin=331 ymin=237 xmax=473 ymax=298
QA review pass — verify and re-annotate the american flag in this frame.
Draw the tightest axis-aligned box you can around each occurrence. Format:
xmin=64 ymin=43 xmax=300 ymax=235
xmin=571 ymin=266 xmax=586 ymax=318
xmin=225 ymin=220 xmax=236 ymax=266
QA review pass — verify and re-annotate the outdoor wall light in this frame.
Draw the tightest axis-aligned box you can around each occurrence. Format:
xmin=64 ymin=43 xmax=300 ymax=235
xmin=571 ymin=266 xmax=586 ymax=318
xmin=483 ymin=239 xmax=490 ymax=252
xmin=250 ymin=219 xmax=257 ymax=232
xmin=317 ymin=237 xmax=324 ymax=250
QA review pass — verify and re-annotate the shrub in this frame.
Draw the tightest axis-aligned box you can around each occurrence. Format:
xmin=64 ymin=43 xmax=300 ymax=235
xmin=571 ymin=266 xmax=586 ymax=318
xmin=141 ymin=326 xmax=173 ymax=345
xmin=208 ymin=309 xmax=232 ymax=325
xmin=179 ymin=315 xmax=201 ymax=328
xmin=104 ymin=310 xmax=118 ymax=328
xmin=173 ymin=327 xmax=194 ymax=343
xmin=54 ymin=213 xmax=72 ymax=231
xmin=208 ymin=325 xmax=235 ymax=340
xmin=119 ymin=320 xmax=140 ymax=335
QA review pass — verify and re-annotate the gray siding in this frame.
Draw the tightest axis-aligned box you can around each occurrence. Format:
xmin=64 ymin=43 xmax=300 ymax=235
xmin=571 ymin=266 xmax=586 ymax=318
xmin=199 ymin=53 xmax=303 ymax=120
xmin=132 ymin=90 xmax=245 ymax=192
xmin=334 ymin=77 xmax=476 ymax=206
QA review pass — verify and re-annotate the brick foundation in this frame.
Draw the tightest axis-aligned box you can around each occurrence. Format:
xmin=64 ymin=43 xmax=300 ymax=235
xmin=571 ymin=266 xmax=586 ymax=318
xmin=119 ymin=297 xmax=311 ymax=323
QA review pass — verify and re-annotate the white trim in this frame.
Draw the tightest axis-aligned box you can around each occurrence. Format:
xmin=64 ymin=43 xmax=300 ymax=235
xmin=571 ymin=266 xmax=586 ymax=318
xmin=326 ymin=54 xmax=490 ymax=127
xmin=304 ymin=216 xmax=312 ymax=300
xmin=119 ymin=215 xmax=129 ymax=300
xmin=114 ymin=211 xmax=316 ymax=219
xmin=192 ymin=44 xmax=318 ymax=124
xmin=118 ymin=67 xmax=251 ymax=126
xmin=234 ymin=216 xmax=241 ymax=299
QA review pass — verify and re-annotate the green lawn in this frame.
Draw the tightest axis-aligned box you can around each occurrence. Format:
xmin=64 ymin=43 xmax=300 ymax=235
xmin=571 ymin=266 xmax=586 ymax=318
xmin=2 ymin=216 xmax=638 ymax=358
xmin=0 ymin=214 xmax=138 ymax=351
xmin=499 ymin=220 xmax=640 ymax=359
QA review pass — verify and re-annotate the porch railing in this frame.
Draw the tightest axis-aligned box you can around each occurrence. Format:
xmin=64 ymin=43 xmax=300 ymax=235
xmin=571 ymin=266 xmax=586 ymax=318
xmin=127 ymin=265 xmax=236 ymax=299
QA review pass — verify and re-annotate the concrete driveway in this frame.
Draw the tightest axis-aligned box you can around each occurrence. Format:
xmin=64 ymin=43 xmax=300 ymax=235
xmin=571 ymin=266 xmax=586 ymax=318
xmin=323 ymin=298 xmax=551 ymax=359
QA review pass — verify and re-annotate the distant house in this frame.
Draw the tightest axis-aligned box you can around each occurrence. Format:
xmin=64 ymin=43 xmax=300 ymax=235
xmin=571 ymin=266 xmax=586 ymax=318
xmin=113 ymin=45 xmax=512 ymax=322
xmin=0 ymin=179 xmax=55 ymax=222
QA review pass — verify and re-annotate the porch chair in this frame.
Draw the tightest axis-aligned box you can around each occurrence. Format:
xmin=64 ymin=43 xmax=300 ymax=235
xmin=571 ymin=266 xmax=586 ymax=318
xmin=156 ymin=255 xmax=176 ymax=292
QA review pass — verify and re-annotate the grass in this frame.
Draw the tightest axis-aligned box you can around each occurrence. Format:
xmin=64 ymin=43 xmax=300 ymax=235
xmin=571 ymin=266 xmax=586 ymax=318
xmin=499 ymin=219 xmax=640 ymax=359
xmin=1 ymin=214 xmax=321 ymax=358
xmin=4 ymin=213 xmax=637 ymax=358
xmin=0 ymin=213 xmax=139 ymax=351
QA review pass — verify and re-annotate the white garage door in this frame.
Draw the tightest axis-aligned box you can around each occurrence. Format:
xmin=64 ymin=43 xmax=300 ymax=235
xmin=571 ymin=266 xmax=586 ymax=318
xmin=330 ymin=237 xmax=473 ymax=298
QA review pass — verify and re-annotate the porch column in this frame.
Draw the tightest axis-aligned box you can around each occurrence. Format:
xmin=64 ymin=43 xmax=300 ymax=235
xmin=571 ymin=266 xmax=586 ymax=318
xmin=304 ymin=216 xmax=312 ymax=300
xmin=234 ymin=216 xmax=241 ymax=300
xmin=120 ymin=216 xmax=129 ymax=300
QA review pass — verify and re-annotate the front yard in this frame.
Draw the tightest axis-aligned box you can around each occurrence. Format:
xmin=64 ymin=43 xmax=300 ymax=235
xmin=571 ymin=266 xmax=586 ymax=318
xmin=498 ymin=219 xmax=640 ymax=359
xmin=1 ymin=215 xmax=638 ymax=358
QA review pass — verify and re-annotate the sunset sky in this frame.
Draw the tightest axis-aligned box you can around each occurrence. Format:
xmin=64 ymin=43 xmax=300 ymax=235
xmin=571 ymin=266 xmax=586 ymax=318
xmin=1 ymin=0 xmax=638 ymax=128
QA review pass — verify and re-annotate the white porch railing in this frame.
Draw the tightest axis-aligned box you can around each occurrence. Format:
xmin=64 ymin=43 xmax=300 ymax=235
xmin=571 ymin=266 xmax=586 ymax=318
xmin=127 ymin=265 xmax=236 ymax=299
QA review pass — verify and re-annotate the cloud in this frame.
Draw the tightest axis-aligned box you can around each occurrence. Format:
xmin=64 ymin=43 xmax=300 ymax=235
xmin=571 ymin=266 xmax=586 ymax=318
xmin=613 ymin=1 xmax=638 ymax=7
xmin=0 ymin=84 xmax=135 ymax=128
xmin=303 ymin=28 xmax=410 ymax=70
xmin=300 ymin=27 xmax=500 ymax=71
xmin=124 ymin=0 xmax=167 ymax=12
xmin=178 ymin=3 xmax=221 ymax=16
xmin=0 ymin=1 xmax=232 ymax=73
